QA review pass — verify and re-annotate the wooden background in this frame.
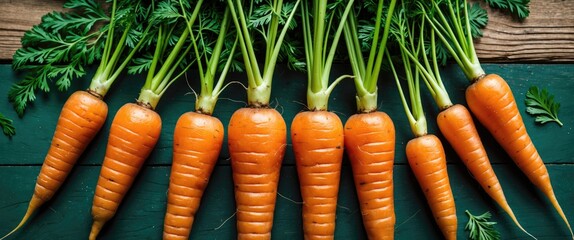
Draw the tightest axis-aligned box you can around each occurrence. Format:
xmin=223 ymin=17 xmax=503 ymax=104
xmin=0 ymin=1 xmax=573 ymax=240
xmin=1 ymin=0 xmax=573 ymax=62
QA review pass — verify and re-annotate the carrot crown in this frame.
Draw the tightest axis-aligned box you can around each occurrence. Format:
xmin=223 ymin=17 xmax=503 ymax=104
xmin=302 ymin=0 xmax=355 ymax=111
xmin=422 ymin=0 xmax=485 ymax=81
xmin=342 ymin=0 xmax=397 ymax=113
xmin=388 ymin=5 xmax=427 ymax=137
xmin=227 ymin=0 xmax=301 ymax=108
xmin=184 ymin=5 xmax=237 ymax=115
xmin=136 ymin=0 xmax=205 ymax=110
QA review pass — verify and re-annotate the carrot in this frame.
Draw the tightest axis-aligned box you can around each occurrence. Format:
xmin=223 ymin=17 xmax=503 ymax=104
xmin=425 ymin=0 xmax=573 ymax=237
xmin=162 ymin=5 xmax=235 ymax=238
xmin=389 ymin=16 xmax=457 ymax=237
xmin=394 ymin=20 xmax=534 ymax=237
xmin=90 ymin=3 xmax=202 ymax=237
xmin=228 ymin=108 xmax=287 ymax=239
xmin=1 ymin=1 xmax=149 ymax=238
xmin=344 ymin=112 xmax=395 ymax=239
xmin=226 ymin=0 xmax=299 ymax=238
xmin=0 ymin=90 xmax=107 ymax=240
xmin=406 ymin=134 xmax=457 ymax=239
xmin=89 ymin=102 xmax=162 ymax=240
xmin=291 ymin=111 xmax=344 ymax=239
xmin=341 ymin=1 xmax=397 ymax=238
xmin=163 ymin=113 xmax=223 ymax=240
xmin=466 ymin=74 xmax=573 ymax=237
xmin=293 ymin=1 xmax=355 ymax=238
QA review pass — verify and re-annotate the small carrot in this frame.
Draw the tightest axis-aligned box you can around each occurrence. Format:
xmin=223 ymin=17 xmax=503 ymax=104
xmin=90 ymin=5 xmax=200 ymax=238
xmin=425 ymin=0 xmax=573 ymax=237
xmin=293 ymin=1 xmax=355 ymax=238
xmin=291 ymin=111 xmax=344 ymax=239
xmin=228 ymin=108 xmax=287 ymax=239
xmin=162 ymin=4 xmax=234 ymax=239
xmin=341 ymin=0 xmax=397 ymax=238
xmin=1 ymin=90 xmax=107 ymax=240
xmin=406 ymin=134 xmax=457 ymax=239
xmin=90 ymin=102 xmax=162 ymax=240
xmin=226 ymin=0 xmax=300 ymax=238
xmin=389 ymin=18 xmax=457 ymax=237
xmin=466 ymin=74 xmax=573 ymax=237
xmin=1 ymin=1 xmax=148 ymax=238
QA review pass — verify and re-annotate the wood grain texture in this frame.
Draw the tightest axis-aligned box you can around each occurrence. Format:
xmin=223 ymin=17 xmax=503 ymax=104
xmin=0 ymin=0 xmax=66 ymax=61
xmin=474 ymin=0 xmax=574 ymax=62
xmin=0 ymin=0 xmax=573 ymax=62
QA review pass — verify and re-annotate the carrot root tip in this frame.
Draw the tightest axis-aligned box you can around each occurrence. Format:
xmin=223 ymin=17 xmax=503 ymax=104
xmin=89 ymin=220 xmax=106 ymax=240
xmin=0 ymin=195 xmax=44 ymax=240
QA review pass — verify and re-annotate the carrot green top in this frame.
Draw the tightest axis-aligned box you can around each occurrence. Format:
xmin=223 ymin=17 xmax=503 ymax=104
xmin=342 ymin=0 xmax=397 ymax=113
xmin=422 ymin=0 xmax=485 ymax=81
xmin=227 ymin=0 xmax=301 ymax=108
xmin=388 ymin=5 xmax=427 ymax=138
xmin=135 ymin=0 xmax=204 ymax=110
xmin=302 ymin=0 xmax=355 ymax=111
xmin=184 ymin=4 xmax=237 ymax=115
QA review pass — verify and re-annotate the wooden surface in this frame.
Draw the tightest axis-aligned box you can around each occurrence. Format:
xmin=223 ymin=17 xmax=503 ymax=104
xmin=0 ymin=63 xmax=573 ymax=239
xmin=0 ymin=0 xmax=574 ymax=62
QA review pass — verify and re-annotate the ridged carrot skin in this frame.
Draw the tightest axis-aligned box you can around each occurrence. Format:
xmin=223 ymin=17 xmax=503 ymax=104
xmin=466 ymin=73 xmax=573 ymax=237
xmin=291 ymin=110 xmax=344 ymax=240
xmin=406 ymin=134 xmax=456 ymax=240
xmin=227 ymin=107 xmax=286 ymax=240
xmin=1 ymin=90 xmax=108 ymax=240
xmin=344 ymin=111 xmax=395 ymax=240
xmin=437 ymin=104 xmax=527 ymax=231
xmin=89 ymin=102 xmax=162 ymax=240
xmin=163 ymin=112 xmax=224 ymax=240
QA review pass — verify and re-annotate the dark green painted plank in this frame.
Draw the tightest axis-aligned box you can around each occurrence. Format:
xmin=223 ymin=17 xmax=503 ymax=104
xmin=0 ymin=165 xmax=572 ymax=239
xmin=1 ymin=64 xmax=573 ymax=166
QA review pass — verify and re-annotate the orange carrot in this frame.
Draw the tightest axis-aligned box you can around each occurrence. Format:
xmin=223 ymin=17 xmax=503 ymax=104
xmin=0 ymin=90 xmax=107 ymax=240
xmin=406 ymin=134 xmax=457 ymax=240
xmin=1 ymin=1 xmax=148 ymax=237
xmin=90 ymin=5 xmax=199 ymax=237
xmin=226 ymin=0 xmax=300 ymax=238
xmin=162 ymin=113 xmax=224 ymax=240
xmin=89 ymin=102 xmax=162 ymax=240
xmin=389 ymin=20 xmax=458 ymax=238
xmin=228 ymin=107 xmax=286 ymax=239
xmin=436 ymin=104 xmax=536 ymax=237
xmin=291 ymin=111 xmax=344 ymax=239
xmin=344 ymin=112 xmax=395 ymax=240
xmin=466 ymin=74 xmax=573 ymax=237
xmin=162 ymin=4 xmax=233 ymax=238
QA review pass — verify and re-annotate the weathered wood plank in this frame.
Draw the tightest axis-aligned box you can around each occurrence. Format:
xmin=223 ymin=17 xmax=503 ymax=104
xmin=0 ymin=0 xmax=66 ymax=61
xmin=474 ymin=0 xmax=574 ymax=62
xmin=0 ymin=0 xmax=573 ymax=62
xmin=1 ymin=64 xmax=572 ymax=166
xmin=0 ymin=165 xmax=572 ymax=239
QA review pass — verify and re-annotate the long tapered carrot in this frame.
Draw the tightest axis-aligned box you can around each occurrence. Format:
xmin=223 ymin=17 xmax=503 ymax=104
xmin=0 ymin=90 xmax=107 ymax=240
xmin=227 ymin=107 xmax=286 ymax=240
xmin=466 ymin=74 xmax=573 ymax=237
xmin=163 ymin=112 xmax=224 ymax=240
xmin=344 ymin=112 xmax=395 ymax=240
xmin=89 ymin=102 xmax=162 ymax=240
xmin=406 ymin=134 xmax=457 ymax=240
xmin=437 ymin=104 xmax=534 ymax=237
xmin=291 ymin=111 xmax=344 ymax=239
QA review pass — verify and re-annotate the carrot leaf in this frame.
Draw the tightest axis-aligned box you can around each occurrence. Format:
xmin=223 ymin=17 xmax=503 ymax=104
xmin=484 ymin=0 xmax=530 ymax=20
xmin=0 ymin=113 xmax=15 ymax=137
xmin=465 ymin=210 xmax=501 ymax=240
xmin=525 ymin=86 xmax=563 ymax=127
